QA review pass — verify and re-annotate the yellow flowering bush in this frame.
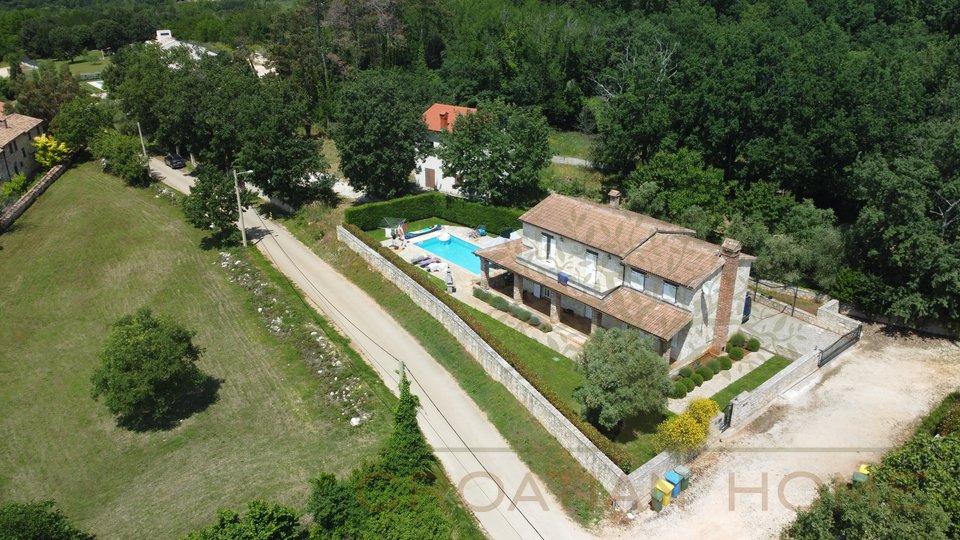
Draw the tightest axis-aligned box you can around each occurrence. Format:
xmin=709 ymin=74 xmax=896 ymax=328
xmin=655 ymin=413 xmax=706 ymax=453
xmin=687 ymin=398 xmax=720 ymax=430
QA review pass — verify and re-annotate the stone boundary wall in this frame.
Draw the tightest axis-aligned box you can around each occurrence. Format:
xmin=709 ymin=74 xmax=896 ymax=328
xmin=817 ymin=300 xmax=861 ymax=335
xmin=753 ymin=278 xmax=828 ymax=302
xmin=754 ymin=293 xmax=820 ymax=326
xmin=336 ymin=226 xmax=631 ymax=498
xmin=0 ymin=162 xmax=69 ymax=233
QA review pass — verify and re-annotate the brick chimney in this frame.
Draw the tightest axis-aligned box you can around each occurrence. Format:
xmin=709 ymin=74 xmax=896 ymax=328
xmin=711 ymin=238 xmax=742 ymax=353
xmin=608 ymin=189 xmax=621 ymax=209
xmin=439 ymin=112 xmax=449 ymax=131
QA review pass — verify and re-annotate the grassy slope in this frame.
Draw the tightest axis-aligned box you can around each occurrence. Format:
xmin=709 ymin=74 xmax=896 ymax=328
xmin=711 ymin=355 xmax=792 ymax=410
xmin=282 ymin=203 xmax=608 ymax=524
xmin=0 ymin=163 xmax=394 ymax=538
xmin=548 ymin=130 xmax=596 ymax=160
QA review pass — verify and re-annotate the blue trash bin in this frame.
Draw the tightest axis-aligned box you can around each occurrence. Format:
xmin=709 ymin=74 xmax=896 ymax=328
xmin=664 ymin=471 xmax=682 ymax=498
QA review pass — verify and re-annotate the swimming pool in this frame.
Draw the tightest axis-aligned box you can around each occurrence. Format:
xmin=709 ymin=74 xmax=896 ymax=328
xmin=416 ymin=235 xmax=482 ymax=274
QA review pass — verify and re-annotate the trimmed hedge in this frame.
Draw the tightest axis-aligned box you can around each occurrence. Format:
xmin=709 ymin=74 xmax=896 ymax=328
xmin=540 ymin=322 xmax=553 ymax=333
xmin=697 ymin=366 xmax=714 ymax=381
xmin=672 ymin=382 xmax=688 ymax=399
xmin=345 ymin=225 xmax=634 ymax=470
xmin=747 ymin=338 xmax=761 ymax=352
xmin=344 ymin=192 xmax=525 ymax=234
xmin=679 ymin=366 xmax=693 ymax=378
xmin=728 ymin=347 xmax=745 ymax=361
xmin=707 ymin=359 xmax=721 ymax=374
xmin=691 ymin=373 xmax=704 ymax=386
xmin=729 ymin=332 xmax=746 ymax=348
xmin=719 ymin=355 xmax=733 ymax=370
xmin=681 ymin=377 xmax=696 ymax=392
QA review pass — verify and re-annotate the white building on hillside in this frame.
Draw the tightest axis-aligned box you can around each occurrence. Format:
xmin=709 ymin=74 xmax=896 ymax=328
xmin=151 ymin=30 xmax=216 ymax=60
xmin=414 ymin=103 xmax=475 ymax=196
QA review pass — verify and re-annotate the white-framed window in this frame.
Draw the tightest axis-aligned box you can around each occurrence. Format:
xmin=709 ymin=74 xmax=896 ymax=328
xmin=629 ymin=268 xmax=645 ymax=291
xmin=540 ymin=233 xmax=554 ymax=261
xmin=663 ymin=281 xmax=678 ymax=304
xmin=541 ymin=287 xmax=551 ymax=299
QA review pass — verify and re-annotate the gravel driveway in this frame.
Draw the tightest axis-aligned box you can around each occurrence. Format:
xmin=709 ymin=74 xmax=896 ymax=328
xmin=603 ymin=325 xmax=960 ymax=539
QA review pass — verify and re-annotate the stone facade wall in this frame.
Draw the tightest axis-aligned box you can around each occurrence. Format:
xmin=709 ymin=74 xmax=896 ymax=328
xmin=337 ymin=226 xmax=631 ymax=498
xmin=0 ymin=162 xmax=68 ymax=233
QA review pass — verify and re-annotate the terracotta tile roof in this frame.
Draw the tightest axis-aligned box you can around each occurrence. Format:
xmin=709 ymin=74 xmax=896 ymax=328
xmin=624 ymin=233 xmax=724 ymax=288
xmin=423 ymin=103 xmax=476 ymax=132
xmin=475 ymin=239 xmax=691 ymax=340
xmin=0 ymin=113 xmax=43 ymax=149
xmin=519 ymin=194 xmax=692 ymax=257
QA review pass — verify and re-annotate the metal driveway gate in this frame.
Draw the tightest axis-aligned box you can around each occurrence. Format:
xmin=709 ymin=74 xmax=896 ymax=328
xmin=818 ymin=324 xmax=863 ymax=367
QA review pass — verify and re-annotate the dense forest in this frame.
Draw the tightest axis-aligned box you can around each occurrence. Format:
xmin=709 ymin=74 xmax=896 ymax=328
xmin=2 ymin=0 xmax=958 ymax=327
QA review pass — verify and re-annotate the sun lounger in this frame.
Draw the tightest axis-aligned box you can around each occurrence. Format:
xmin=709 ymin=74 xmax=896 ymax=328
xmin=410 ymin=255 xmax=429 ymax=264
xmin=417 ymin=257 xmax=439 ymax=267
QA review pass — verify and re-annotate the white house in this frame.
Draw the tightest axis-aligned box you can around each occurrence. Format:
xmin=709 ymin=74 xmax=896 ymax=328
xmin=414 ymin=103 xmax=475 ymax=196
xmin=151 ymin=30 xmax=216 ymax=60
xmin=0 ymin=110 xmax=44 ymax=182
xmin=475 ymin=191 xmax=754 ymax=364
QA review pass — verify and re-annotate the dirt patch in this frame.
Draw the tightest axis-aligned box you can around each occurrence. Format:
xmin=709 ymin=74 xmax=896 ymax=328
xmin=599 ymin=324 xmax=960 ymax=539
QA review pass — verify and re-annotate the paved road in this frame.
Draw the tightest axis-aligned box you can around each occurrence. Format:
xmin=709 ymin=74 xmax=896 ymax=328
xmin=150 ymin=161 xmax=590 ymax=540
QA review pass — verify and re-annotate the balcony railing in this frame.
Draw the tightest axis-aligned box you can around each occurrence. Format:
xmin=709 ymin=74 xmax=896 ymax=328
xmin=516 ymin=248 xmax=617 ymax=298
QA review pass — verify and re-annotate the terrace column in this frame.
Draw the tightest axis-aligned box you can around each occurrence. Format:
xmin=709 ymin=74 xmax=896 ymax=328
xmin=480 ymin=259 xmax=490 ymax=289
xmin=513 ymin=275 xmax=523 ymax=302
xmin=550 ymin=291 xmax=560 ymax=323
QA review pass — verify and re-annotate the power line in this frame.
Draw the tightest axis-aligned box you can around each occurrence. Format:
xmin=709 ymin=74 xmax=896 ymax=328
xmin=247 ymin=209 xmax=545 ymax=540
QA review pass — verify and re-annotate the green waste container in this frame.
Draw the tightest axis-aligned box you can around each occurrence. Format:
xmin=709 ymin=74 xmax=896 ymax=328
xmin=852 ymin=471 xmax=868 ymax=486
xmin=650 ymin=488 xmax=664 ymax=512
xmin=675 ymin=465 xmax=691 ymax=491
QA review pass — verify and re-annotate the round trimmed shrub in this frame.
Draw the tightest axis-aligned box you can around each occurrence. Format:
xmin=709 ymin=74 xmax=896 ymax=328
xmin=672 ymin=382 xmax=688 ymax=399
xmin=472 ymin=287 xmax=488 ymax=300
xmin=517 ymin=310 xmax=532 ymax=322
xmin=728 ymin=347 xmax=745 ymax=361
xmin=707 ymin=359 xmax=721 ymax=374
xmin=747 ymin=338 xmax=761 ymax=352
xmin=682 ymin=377 xmax=696 ymax=392
xmin=696 ymin=366 xmax=713 ymax=381
xmin=719 ymin=355 xmax=733 ymax=370
xmin=691 ymin=373 xmax=704 ymax=386
xmin=529 ymin=315 xmax=541 ymax=327
xmin=729 ymin=332 xmax=746 ymax=348
xmin=679 ymin=366 xmax=693 ymax=378
xmin=540 ymin=322 xmax=553 ymax=332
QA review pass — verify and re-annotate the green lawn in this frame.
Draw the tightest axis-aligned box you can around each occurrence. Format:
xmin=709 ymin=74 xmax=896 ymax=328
xmin=712 ymin=355 xmax=793 ymax=410
xmin=321 ymin=138 xmax=341 ymax=177
xmin=282 ymin=202 xmax=609 ymax=524
xmin=0 ymin=163 xmax=399 ymax=538
xmin=38 ymin=51 xmax=111 ymax=76
xmin=465 ymin=305 xmax=583 ymax=411
xmin=548 ymin=130 xmax=596 ymax=160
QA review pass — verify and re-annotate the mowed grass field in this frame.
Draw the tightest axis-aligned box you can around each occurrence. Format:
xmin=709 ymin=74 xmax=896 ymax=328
xmin=0 ymin=163 xmax=393 ymax=538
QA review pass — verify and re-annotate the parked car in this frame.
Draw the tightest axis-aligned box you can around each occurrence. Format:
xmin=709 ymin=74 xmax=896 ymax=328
xmin=164 ymin=153 xmax=186 ymax=169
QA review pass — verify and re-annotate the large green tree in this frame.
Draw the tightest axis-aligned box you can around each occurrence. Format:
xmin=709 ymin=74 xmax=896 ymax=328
xmin=332 ymin=69 xmax=428 ymax=199
xmin=0 ymin=501 xmax=91 ymax=540
xmin=380 ymin=372 xmax=435 ymax=479
xmin=50 ymin=96 xmax=110 ymax=152
xmin=90 ymin=129 xmax=149 ymax=186
xmin=182 ymin=167 xmax=256 ymax=244
xmin=11 ymin=64 xmax=83 ymax=122
xmin=436 ymin=100 xmax=549 ymax=207
xmin=91 ymin=308 xmax=213 ymax=430
xmin=573 ymin=327 xmax=670 ymax=432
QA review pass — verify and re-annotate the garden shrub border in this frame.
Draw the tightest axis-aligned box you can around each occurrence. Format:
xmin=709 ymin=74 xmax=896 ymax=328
xmin=345 ymin=223 xmax=633 ymax=470
xmin=344 ymin=192 xmax=525 ymax=234
xmin=474 ymin=286 xmax=551 ymax=332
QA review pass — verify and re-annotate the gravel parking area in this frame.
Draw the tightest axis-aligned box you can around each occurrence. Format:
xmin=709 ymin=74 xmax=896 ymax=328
xmin=601 ymin=324 xmax=960 ymax=539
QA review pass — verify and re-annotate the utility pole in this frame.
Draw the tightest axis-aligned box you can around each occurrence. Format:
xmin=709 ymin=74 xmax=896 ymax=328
xmin=136 ymin=122 xmax=147 ymax=158
xmin=233 ymin=169 xmax=253 ymax=248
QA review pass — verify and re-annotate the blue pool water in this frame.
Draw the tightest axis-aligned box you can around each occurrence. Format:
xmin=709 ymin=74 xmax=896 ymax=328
xmin=416 ymin=235 xmax=482 ymax=274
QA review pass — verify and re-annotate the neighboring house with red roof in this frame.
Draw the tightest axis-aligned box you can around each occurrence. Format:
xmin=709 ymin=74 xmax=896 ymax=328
xmin=475 ymin=191 xmax=754 ymax=363
xmin=414 ymin=103 xmax=476 ymax=196
xmin=0 ymin=112 xmax=44 ymax=182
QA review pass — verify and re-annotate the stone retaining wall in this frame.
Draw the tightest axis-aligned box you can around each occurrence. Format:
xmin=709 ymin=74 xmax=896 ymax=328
xmin=726 ymin=349 xmax=821 ymax=429
xmin=0 ymin=162 xmax=69 ymax=233
xmin=337 ymin=225 xmax=632 ymax=499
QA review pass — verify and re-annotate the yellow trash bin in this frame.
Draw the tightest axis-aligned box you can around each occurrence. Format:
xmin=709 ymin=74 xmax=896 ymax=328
xmin=655 ymin=479 xmax=674 ymax=506
xmin=858 ymin=463 xmax=872 ymax=476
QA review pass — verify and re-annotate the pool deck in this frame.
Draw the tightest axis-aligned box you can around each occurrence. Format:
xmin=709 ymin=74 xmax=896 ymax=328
xmin=379 ymin=226 xmax=586 ymax=360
